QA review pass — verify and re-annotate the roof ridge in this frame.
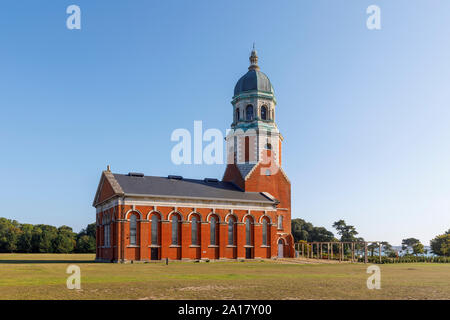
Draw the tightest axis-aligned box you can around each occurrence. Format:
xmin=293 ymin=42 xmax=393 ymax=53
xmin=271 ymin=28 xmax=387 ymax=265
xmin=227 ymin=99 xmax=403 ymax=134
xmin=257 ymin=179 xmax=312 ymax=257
xmin=93 ymin=171 xmax=276 ymax=207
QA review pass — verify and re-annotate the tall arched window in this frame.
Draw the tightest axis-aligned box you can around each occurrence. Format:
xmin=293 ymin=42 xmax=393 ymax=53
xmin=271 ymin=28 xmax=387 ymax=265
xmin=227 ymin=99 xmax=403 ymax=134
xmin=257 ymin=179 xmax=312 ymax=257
xmin=277 ymin=215 xmax=283 ymax=229
xmin=172 ymin=214 xmax=180 ymax=245
xmin=103 ymin=215 xmax=110 ymax=247
xmin=261 ymin=105 xmax=267 ymax=120
xmin=246 ymin=105 xmax=254 ymax=121
xmin=210 ymin=215 xmax=218 ymax=245
xmin=130 ymin=214 xmax=137 ymax=245
xmin=228 ymin=216 xmax=236 ymax=245
xmin=235 ymin=108 xmax=240 ymax=122
xmin=191 ymin=215 xmax=199 ymax=245
xmin=262 ymin=218 xmax=269 ymax=246
xmin=151 ymin=214 xmax=159 ymax=245
xmin=245 ymin=217 xmax=253 ymax=246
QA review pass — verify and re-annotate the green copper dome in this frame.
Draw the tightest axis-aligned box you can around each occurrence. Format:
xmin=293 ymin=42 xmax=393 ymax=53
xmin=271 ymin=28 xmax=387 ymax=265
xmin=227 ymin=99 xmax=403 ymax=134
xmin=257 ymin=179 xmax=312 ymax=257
xmin=233 ymin=69 xmax=274 ymax=97
xmin=233 ymin=47 xmax=274 ymax=97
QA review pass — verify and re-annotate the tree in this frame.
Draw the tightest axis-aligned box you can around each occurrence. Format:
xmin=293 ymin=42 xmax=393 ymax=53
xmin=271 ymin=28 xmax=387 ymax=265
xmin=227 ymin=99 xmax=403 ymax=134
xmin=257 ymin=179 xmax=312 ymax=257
xmin=401 ymin=238 xmax=421 ymax=255
xmin=291 ymin=219 xmax=335 ymax=243
xmin=381 ymin=241 xmax=396 ymax=257
xmin=412 ymin=242 xmax=424 ymax=256
xmin=53 ymin=226 xmax=76 ymax=253
xmin=75 ymin=223 xmax=96 ymax=253
xmin=76 ymin=235 xmax=96 ymax=253
xmin=0 ymin=218 xmax=21 ymax=252
xmin=368 ymin=243 xmax=378 ymax=256
xmin=32 ymin=224 xmax=58 ymax=253
xmin=77 ymin=223 xmax=96 ymax=238
xmin=291 ymin=219 xmax=312 ymax=242
xmin=309 ymin=226 xmax=335 ymax=242
xmin=0 ymin=217 xmax=97 ymax=254
xmin=430 ymin=229 xmax=450 ymax=257
xmin=332 ymin=220 xmax=359 ymax=242
xmin=17 ymin=224 xmax=34 ymax=253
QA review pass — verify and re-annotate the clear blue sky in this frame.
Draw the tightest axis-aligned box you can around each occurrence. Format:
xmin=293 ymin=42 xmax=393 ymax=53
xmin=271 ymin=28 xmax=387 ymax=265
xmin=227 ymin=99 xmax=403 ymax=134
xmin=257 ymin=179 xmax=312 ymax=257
xmin=0 ymin=1 xmax=449 ymax=245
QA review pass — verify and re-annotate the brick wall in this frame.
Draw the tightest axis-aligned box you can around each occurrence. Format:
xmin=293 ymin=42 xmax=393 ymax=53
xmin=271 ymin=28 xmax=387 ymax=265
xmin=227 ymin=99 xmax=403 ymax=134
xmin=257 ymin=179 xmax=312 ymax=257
xmin=96 ymin=205 xmax=280 ymax=262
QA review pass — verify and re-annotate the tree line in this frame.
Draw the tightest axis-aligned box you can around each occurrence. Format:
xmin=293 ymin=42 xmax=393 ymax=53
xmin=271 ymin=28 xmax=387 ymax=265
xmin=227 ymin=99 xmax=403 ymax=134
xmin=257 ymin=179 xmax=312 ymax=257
xmin=0 ymin=215 xmax=448 ymax=257
xmin=0 ymin=217 xmax=95 ymax=253
xmin=291 ymin=218 xmax=449 ymax=257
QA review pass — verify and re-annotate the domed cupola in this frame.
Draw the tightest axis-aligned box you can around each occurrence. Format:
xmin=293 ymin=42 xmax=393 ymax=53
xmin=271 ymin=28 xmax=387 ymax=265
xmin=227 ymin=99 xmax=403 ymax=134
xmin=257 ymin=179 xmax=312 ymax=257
xmin=233 ymin=48 xmax=274 ymax=97
xmin=225 ymin=46 xmax=283 ymax=179
xmin=231 ymin=47 xmax=277 ymax=129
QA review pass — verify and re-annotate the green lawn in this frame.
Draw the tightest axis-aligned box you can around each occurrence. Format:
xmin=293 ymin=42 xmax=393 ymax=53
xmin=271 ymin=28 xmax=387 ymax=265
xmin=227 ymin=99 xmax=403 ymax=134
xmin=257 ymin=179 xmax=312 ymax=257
xmin=0 ymin=253 xmax=448 ymax=300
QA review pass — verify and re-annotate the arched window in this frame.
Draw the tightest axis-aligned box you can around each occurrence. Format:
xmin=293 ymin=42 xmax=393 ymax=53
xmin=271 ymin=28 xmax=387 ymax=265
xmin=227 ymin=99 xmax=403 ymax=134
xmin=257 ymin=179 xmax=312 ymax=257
xmin=235 ymin=108 xmax=240 ymax=122
xmin=228 ymin=216 xmax=236 ymax=245
xmin=262 ymin=218 xmax=269 ymax=246
xmin=265 ymin=143 xmax=272 ymax=150
xmin=103 ymin=215 xmax=110 ymax=247
xmin=172 ymin=214 xmax=180 ymax=245
xmin=107 ymin=217 xmax=110 ymax=247
xmin=265 ymin=169 xmax=271 ymax=176
xmin=151 ymin=214 xmax=159 ymax=245
xmin=246 ymin=105 xmax=254 ymax=121
xmin=245 ymin=217 xmax=253 ymax=246
xmin=277 ymin=215 xmax=283 ymax=229
xmin=261 ymin=105 xmax=267 ymax=120
xmin=210 ymin=215 xmax=218 ymax=245
xmin=191 ymin=215 xmax=199 ymax=245
xmin=130 ymin=214 xmax=137 ymax=245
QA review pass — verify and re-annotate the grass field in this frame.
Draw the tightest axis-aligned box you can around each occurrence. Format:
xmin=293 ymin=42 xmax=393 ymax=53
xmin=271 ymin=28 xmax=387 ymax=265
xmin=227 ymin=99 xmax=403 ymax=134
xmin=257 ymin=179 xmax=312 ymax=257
xmin=0 ymin=254 xmax=449 ymax=300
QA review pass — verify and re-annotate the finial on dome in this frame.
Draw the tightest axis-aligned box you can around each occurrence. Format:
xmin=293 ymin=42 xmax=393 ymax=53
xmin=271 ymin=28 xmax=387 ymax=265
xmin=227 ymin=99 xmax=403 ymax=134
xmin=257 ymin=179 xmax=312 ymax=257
xmin=249 ymin=43 xmax=259 ymax=71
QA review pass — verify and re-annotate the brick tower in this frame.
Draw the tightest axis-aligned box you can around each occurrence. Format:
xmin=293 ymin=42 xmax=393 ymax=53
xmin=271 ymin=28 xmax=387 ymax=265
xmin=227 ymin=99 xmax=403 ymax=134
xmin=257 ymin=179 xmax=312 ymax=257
xmin=223 ymin=48 xmax=293 ymax=257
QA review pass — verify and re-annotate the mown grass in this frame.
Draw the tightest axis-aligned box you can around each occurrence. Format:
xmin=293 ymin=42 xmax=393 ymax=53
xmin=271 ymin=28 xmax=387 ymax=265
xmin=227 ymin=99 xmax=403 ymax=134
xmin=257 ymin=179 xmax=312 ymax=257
xmin=0 ymin=253 xmax=448 ymax=300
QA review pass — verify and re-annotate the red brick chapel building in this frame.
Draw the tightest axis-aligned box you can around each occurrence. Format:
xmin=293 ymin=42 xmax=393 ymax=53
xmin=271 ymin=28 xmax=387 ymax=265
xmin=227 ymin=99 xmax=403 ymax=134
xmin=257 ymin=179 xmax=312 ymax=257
xmin=93 ymin=49 xmax=294 ymax=262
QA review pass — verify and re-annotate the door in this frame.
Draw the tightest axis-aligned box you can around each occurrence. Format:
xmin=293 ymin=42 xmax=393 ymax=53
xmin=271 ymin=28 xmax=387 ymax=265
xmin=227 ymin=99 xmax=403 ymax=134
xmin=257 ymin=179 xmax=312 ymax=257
xmin=278 ymin=239 xmax=284 ymax=258
xmin=151 ymin=248 xmax=159 ymax=260
xmin=245 ymin=247 xmax=252 ymax=259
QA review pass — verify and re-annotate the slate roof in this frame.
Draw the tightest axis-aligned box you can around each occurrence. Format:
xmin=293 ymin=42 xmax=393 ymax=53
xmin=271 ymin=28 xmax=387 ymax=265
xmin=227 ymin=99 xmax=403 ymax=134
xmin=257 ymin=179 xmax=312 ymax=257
xmin=107 ymin=173 xmax=275 ymax=204
xmin=236 ymin=163 xmax=257 ymax=179
xmin=233 ymin=70 xmax=274 ymax=97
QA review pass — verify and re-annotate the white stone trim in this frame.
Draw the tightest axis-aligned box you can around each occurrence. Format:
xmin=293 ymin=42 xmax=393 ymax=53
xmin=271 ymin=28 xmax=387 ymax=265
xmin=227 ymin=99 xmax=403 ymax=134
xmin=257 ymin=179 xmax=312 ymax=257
xmin=259 ymin=214 xmax=272 ymax=224
xmin=224 ymin=212 xmax=238 ymax=222
xmin=146 ymin=210 xmax=162 ymax=220
xmin=96 ymin=196 xmax=275 ymax=213
xmin=187 ymin=211 xmax=202 ymax=222
xmin=125 ymin=209 xmax=142 ymax=220
xmin=167 ymin=210 xmax=183 ymax=221
xmin=242 ymin=213 xmax=256 ymax=223
xmin=206 ymin=211 xmax=220 ymax=222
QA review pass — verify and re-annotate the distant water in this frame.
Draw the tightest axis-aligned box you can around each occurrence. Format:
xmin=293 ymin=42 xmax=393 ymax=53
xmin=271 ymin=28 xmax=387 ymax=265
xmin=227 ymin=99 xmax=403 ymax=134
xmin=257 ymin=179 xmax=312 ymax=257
xmin=391 ymin=246 xmax=435 ymax=257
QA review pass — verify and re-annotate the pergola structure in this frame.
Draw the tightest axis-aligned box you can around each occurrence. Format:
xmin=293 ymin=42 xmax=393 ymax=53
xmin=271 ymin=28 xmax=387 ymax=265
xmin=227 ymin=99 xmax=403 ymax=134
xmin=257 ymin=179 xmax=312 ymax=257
xmin=294 ymin=241 xmax=385 ymax=263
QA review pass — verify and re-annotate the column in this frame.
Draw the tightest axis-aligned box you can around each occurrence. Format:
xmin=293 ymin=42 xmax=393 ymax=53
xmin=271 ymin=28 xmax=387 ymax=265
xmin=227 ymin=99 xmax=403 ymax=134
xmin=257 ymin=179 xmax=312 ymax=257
xmin=219 ymin=222 xmax=227 ymax=259
xmin=200 ymin=221 xmax=209 ymax=260
xmin=236 ymin=222 xmax=245 ymax=259
xmin=139 ymin=220 xmax=149 ymax=261
xmin=379 ymin=243 xmax=382 ymax=263
xmin=364 ymin=242 xmax=368 ymax=263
